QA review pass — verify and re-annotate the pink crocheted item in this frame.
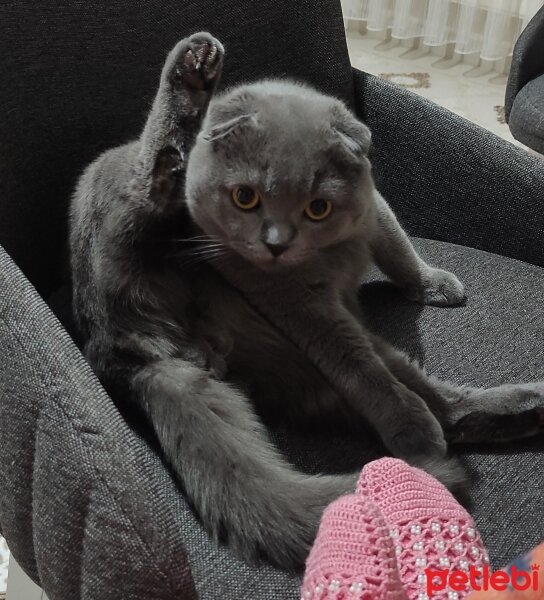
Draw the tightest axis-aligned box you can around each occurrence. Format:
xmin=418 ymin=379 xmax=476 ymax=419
xmin=302 ymin=493 xmax=408 ymax=600
xmin=302 ymin=458 xmax=488 ymax=600
xmin=358 ymin=458 xmax=488 ymax=600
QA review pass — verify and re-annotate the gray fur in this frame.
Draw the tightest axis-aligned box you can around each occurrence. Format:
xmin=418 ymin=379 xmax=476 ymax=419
xmin=69 ymin=33 xmax=544 ymax=569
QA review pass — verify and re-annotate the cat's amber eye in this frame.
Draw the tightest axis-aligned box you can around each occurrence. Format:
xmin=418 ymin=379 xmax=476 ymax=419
xmin=231 ymin=186 xmax=260 ymax=210
xmin=304 ymin=199 xmax=332 ymax=221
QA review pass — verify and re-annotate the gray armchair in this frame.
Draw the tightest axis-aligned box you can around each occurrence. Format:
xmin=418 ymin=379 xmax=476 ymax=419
xmin=506 ymin=5 xmax=544 ymax=153
xmin=1 ymin=1 xmax=543 ymax=598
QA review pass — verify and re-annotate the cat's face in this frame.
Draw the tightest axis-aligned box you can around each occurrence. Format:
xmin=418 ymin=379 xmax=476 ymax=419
xmin=185 ymin=81 xmax=374 ymax=269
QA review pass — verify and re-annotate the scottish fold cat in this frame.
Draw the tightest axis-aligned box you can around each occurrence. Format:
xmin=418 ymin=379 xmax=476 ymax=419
xmin=70 ymin=33 xmax=543 ymax=569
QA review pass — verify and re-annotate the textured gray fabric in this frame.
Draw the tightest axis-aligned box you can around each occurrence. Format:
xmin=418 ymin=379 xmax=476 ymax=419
xmin=3 ymin=234 xmax=544 ymax=598
xmin=508 ymin=74 xmax=544 ymax=153
xmin=365 ymin=238 xmax=544 ymax=563
xmin=177 ymin=237 xmax=544 ymax=598
xmin=505 ymin=5 xmax=544 ymax=121
xmin=0 ymin=0 xmax=352 ymax=298
xmin=0 ymin=244 xmax=197 ymax=600
xmin=354 ymin=69 xmax=544 ymax=269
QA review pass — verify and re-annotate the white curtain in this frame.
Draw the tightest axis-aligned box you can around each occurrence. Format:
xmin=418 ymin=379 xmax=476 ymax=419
xmin=342 ymin=0 xmax=543 ymax=61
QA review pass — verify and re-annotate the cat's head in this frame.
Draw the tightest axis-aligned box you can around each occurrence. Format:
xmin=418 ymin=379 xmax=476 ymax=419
xmin=185 ymin=80 xmax=374 ymax=269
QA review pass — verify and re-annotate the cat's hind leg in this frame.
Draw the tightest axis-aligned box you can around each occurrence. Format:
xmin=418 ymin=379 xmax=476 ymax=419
xmin=369 ymin=332 xmax=544 ymax=444
xmin=118 ymin=34 xmax=224 ymax=228
xmin=140 ymin=32 xmax=224 ymax=172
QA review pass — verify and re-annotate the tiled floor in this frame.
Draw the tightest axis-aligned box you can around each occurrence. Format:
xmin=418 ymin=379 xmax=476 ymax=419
xmin=346 ymin=29 xmax=524 ymax=148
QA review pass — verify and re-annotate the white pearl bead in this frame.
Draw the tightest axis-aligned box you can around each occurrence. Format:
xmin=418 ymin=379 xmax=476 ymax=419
xmin=435 ymin=540 xmax=446 ymax=551
xmin=431 ymin=522 xmax=441 ymax=534
xmin=303 ymin=591 xmax=312 ymax=599
xmin=439 ymin=557 xmax=450 ymax=567
xmin=470 ymin=546 xmax=480 ymax=557
xmin=349 ymin=582 xmax=364 ymax=593
xmin=315 ymin=583 xmax=325 ymax=594
xmin=460 ymin=559 xmax=469 ymax=570
xmin=418 ymin=574 xmax=427 ymax=584
xmin=449 ymin=524 xmax=460 ymax=535
xmin=329 ymin=579 xmax=341 ymax=592
xmin=415 ymin=557 xmax=427 ymax=567
xmin=467 ymin=527 xmax=476 ymax=539
xmin=395 ymin=545 xmax=402 ymax=556
xmin=418 ymin=594 xmax=429 ymax=600
xmin=390 ymin=529 xmax=399 ymax=538
xmin=413 ymin=541 xmax=424 ymax=551
xmin=448 ymin=592 xmax=459 ymax=600
xmin=483 ymin=552 xmax=490 ymax=564
xmin=454 ymin=542 xmax=464 ymax=554
xmin=411 ymin=524 xmax=422 ymax=535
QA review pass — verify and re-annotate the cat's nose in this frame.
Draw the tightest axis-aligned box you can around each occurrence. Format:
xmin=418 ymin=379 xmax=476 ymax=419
xmin=265 ymin=241 xmax=289 ymax=257
xmin=261 ymin=220 xmax=295 ymax=257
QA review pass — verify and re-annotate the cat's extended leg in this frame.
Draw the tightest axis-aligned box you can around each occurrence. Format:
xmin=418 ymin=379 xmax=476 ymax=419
xmin=110 ymin=34 xmax=224 ymax=232
xmin=223 ymin=276 xmax=455 ymax=472
xmin=369 ymin=191 xmax=465 ymax=306
xmin=117 ymin=353 xmax=357 ymax=569
xmin=369 ymin=332 xmax=544 ymax=443
xmin=140 ymin=32 xmax=224 ymax=172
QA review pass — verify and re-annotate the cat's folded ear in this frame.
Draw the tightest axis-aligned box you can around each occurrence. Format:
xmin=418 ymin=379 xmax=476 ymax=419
xmin=330 ymin=104 xmax=372 ymax=158
xmin=202 ymin=93 xmax=259 ymax=142
xmin=204 ymin=113 xmax=257 ymax=141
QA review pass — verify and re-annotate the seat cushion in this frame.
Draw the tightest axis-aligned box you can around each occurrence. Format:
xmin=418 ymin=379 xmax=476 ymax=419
xmin=46 ymin=238 xmax=544 ymax=599
xmin=509 ymin=74 xmax=544 ymax=153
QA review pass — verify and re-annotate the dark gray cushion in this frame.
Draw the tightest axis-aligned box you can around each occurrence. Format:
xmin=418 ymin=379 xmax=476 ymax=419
xmin=508 ymin=75 xmax=544 ymax=153
xmin=364 ymin=238 xmax=544 ymax=566
xmin=17 ymin=240 xmax=544 ymax=600
xmin=179 ymin=237 xmax=544 ymax=598
xmin=0 ymin=0 xmax=351 ymax=298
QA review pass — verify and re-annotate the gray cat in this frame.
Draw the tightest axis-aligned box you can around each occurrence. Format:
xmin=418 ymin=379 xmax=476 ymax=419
xmin=70 ymin=33 xmax=544 ymax=569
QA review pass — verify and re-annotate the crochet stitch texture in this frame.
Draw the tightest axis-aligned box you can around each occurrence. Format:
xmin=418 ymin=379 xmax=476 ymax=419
xmin=302 ymin=458 xmax=487 ymax=600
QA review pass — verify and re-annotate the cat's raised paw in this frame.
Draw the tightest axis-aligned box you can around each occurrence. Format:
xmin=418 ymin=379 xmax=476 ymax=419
xmin=166 ymin=32 xmax=224 ymax=92
xmin=404 ymin=267 xmax=465 ymax=307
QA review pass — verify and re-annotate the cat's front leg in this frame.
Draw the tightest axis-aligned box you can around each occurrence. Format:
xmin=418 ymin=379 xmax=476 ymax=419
xmin=369 ymin=191 xmax=465 ymax=306
xmin=238 ymin=281 xmax=449 ymax=465
xmin=139 ymin=32 xmax=224 ymax=173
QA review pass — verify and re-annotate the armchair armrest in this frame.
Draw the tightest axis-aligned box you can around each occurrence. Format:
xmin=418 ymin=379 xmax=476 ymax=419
xmin=354 ymin=69 xmax=544 ymax=269
xmin=505 ymin=5 xmax=544 ymax=121
xmin=0 ymin=244 xmax=197 ymax=600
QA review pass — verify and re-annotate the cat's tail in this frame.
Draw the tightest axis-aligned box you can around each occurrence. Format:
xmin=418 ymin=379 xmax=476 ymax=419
xmin=130 ymin=357 xmax=357 ymax=570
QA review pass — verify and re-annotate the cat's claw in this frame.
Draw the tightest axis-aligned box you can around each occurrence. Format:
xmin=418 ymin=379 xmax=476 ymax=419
xmin=166 ymin=32 xmax=224 ymax=92
xmin=404 ymin=267 xmax=465 ymax=307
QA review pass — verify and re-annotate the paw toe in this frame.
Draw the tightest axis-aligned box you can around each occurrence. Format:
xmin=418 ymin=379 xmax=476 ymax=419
xmin=405 ymin=268 xmax=465 ymax=306
xmin=167 ymin=33 xmax=224 ymax=90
